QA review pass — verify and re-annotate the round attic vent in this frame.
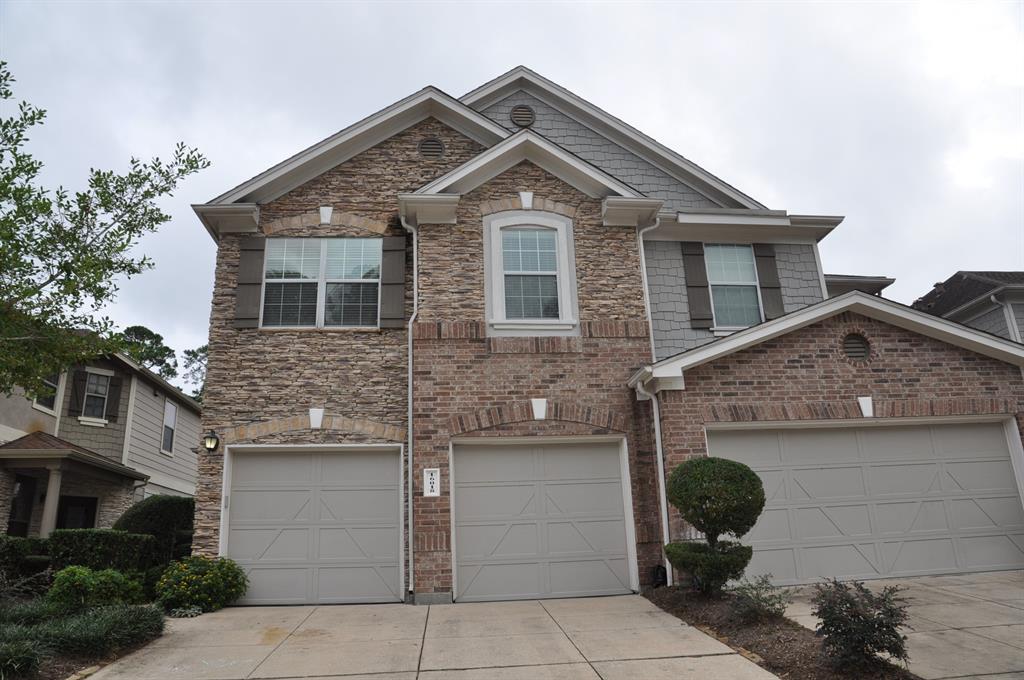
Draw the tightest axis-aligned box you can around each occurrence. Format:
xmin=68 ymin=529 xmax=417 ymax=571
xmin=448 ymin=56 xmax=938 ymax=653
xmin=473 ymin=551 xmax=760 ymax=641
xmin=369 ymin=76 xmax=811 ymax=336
xmin=418 ymin=137 xmax=445 ymax=159
xmin=509 ymin=105 xmax=536 ymax=128
xmin=842 ymin=333 xmax=871 ymax=360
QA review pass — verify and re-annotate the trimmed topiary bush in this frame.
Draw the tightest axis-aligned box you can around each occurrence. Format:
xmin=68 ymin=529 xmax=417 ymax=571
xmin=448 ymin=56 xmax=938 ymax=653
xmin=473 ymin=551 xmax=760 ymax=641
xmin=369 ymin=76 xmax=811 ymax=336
xmin=664 ymin=457 xmax=765 ymax=594
xmin=49 ymin=529 xmax=156 ymax=572
xmin=812 ymin=579 xmax=909 ymax=669
xmin=155 ymin=557 xmax=247 ymax=613
xmin=114 ymin=495 xmax=195 ymax=563
xmin=46 ymin=566 xmax=144 ymax=612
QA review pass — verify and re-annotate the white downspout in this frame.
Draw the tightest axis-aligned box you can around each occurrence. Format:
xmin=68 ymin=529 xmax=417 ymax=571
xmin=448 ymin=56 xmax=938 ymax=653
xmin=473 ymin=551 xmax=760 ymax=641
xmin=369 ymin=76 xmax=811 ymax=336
xmin=635 ymin=219 xmax=673 ymax=585
xmin=400 ymin=216 xmax=419 ymax=598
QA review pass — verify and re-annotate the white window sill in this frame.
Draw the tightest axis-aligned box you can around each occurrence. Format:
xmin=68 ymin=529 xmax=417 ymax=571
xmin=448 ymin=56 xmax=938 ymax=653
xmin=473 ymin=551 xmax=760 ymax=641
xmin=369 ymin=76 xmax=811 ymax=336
xmin=77 ymin=416 xmax=108 ymax=427
xmin=159 ymin=448 xmax=174 ymax=458
xmin=31 ymin=403 xmax=57 ymax=417
xmin=489 ymin=319 xmax=578 ymax=331
xmin=711 ymin=327 xmax=751 ymax=337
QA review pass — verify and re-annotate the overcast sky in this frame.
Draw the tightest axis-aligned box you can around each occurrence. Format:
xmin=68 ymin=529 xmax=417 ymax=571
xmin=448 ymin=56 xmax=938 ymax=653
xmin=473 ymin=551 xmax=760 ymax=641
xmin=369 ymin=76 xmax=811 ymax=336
xmin=2 ymin=0 xmax=1022 ymax=386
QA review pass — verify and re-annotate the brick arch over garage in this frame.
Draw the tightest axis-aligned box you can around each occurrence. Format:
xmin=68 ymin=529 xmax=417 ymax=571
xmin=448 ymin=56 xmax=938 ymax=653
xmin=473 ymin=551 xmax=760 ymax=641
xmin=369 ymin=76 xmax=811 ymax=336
xmin=448 ymin=400 xmax=628 ymax=436
xmin=219 ymin=414 xmax=405 ymax=445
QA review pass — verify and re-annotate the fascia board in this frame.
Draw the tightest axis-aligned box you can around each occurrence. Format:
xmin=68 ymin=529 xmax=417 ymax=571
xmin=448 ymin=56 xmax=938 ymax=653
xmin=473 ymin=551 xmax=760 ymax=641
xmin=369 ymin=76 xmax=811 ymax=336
xmin=192 ymin=203 xmax=259 ymax=243
xmin=641 ymin=217 xmax=833 ymax=244
xmin=462 ymin=68 xmax=766 ymax=210
xmin=416 ymin=131 xmax=642 ymax=199
xmin=647 ymin=292 xmax=1024 ymax=381
xmin=208 ymin=88 xmax=509 ymax=206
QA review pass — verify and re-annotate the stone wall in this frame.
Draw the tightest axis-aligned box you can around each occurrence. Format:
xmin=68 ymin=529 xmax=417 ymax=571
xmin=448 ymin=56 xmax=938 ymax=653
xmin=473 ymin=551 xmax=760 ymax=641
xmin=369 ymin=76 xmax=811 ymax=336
xmin=193 ymin=118 xmax=484 ymax=555
xmin=654 ymin=311 xmax=1024 ymax=538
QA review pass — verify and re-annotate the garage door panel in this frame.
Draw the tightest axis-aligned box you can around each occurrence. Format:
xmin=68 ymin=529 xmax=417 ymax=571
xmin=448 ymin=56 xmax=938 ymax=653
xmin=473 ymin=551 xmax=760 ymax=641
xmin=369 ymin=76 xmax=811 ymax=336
xmin=454 ymin=442 xmax=632 ymax=601
xmin=711 ymin=422 xmax=1024 ymax=585
xmin=228 ymin=450 xmax=400 ymax=605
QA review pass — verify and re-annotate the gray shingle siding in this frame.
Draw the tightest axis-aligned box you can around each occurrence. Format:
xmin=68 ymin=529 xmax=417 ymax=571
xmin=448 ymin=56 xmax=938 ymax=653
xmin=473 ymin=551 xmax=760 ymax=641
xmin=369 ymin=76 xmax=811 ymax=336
xmin=965 ymin=306 xmax=1011 ymax=340
xmin=482 ymin=91 xmax=721 ymax=212
xmin=1013 ymin=304 xmax=1024 ymax=341
xmin=775 ymin=244 xmax=825 ymax=312
xmin=645 ymin=241 xmax=828 ymax=360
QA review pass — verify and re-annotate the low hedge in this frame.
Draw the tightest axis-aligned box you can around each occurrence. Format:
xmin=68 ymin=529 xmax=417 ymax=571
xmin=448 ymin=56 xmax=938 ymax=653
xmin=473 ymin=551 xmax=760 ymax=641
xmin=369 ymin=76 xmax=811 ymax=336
xmin=49 ymin=529 xmax=156 ymax=572
xmin=46 ymin=567 xmax=144 ymax=612
xmin=113 ymin=495 xmax=195 ymax=563
xmin=0 ymin=536 xmax=50 ymax=579
xmin=156 ymin=557 xmax=247 ymax=612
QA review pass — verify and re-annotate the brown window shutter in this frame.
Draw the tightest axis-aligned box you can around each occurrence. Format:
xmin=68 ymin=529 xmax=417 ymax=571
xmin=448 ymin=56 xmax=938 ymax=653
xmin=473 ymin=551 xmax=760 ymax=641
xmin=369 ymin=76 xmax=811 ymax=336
xmin=235 ymin=237 xmax=266 ymax=329
xmin=68 ymin=370 xmax=87 ymax=416
xmin=753 ymin=243 xmax=785 ymax=320
xmin=105 ymin=375 xmax=123 ymax=422
xmin=378 ymin=236 xmax=407 ymax=329
xmin=681 ymin=242 xmax=714 ymax=329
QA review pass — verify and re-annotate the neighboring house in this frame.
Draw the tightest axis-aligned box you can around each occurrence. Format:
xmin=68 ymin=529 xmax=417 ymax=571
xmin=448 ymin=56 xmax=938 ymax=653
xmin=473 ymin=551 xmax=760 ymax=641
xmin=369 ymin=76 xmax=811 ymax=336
xmin=191 ymin=66 xmax=1024 ymax=605
xmin=0 ymin=354 xmax=201 ymax=538
xmin=913 ymin=271 xmax=1024 ymax=344
xmin=824 ymin=273 xmax=894 ymax=297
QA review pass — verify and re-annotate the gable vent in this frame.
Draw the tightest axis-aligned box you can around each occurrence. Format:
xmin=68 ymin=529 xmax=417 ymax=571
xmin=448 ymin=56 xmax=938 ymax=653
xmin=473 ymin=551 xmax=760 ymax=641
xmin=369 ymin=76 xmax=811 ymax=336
xmin=509 ymin=105 xmax=535 ymax=128
xmin=842 ymin=333 xmax=871 ymax=360
xmin=418 ymin=138 xmax=445 ymax=159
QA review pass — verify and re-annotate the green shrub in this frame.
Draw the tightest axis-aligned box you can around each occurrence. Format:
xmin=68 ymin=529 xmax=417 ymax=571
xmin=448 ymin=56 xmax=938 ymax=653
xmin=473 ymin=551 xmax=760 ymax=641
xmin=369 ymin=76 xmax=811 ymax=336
xmin=46 ymin=566 xmax=144 ymax=612
xmin=667 ymin=457 xmax=765 ymax=547
xmin=728 ymin=574 xmax=793 ymax=622
xmin=49 ymin=529 xmax=156 ymax=571
xmin=126 ymin=565 xmax=167 ymax=602
xmin=114 ymin=495 xmax=195 ymax=563
xmin=0 ymin=536 xmax=49 ymax=579
xmin=664 ymin=541 xmax=752 ymax=594
xmin=156 ymin=557 xmax=247 ymax=613
xmin=32 ymin=604 xmax=164 ymax=657
xmin=811 ymin=579 xmax=909 ymax=669
xmin=0 ymin=638 xmax=45 ymax=679
xmin=0 ymin=599 xmax=60 ymax=626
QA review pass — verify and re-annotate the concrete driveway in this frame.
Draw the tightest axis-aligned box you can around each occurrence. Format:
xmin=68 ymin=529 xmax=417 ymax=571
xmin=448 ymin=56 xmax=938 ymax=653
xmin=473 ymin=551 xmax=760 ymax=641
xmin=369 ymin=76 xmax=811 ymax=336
xmin=91 ymin=594 xmax=775 ymax=679
xmin=787 ymin=570 xmax=1024 ymax=680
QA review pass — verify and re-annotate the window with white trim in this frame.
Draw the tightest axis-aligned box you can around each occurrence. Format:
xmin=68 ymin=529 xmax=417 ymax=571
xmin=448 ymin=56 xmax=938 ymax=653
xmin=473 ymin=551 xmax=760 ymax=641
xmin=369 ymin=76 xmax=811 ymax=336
xmin=485 ymin=212 xmax=578 ymax=334
xmin=704 ymin=244 xmax=763 ymax=328
xmin=33 ymin=374 xmax=60 ymax=412
xmin=82 ymin=373 xmax=110 ymax=419
xmin=261 ymin=238 xmax=381 ymax=328
xmin=161 ymin=399 xmax=177 ymax=454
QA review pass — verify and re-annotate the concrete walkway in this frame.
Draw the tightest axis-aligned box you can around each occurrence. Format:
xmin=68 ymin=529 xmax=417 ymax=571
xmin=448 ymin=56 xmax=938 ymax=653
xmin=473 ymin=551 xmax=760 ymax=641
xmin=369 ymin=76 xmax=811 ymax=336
xmin=786 ymin=570 xmax=1024 ymax=680
xmin=91 ymin=594 xmax=776 ymax=679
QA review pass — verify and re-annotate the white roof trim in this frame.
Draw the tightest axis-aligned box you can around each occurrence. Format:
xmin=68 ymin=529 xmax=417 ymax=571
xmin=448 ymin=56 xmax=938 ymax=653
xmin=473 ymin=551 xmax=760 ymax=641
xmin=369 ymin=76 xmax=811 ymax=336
xmin=206 ymin=87 xmax=509 ymax=207
xmin=461 ymin=66 xmax=765 ymax=210
xmin=635 ymin=291 xmax=1024 ymax=386
xmin=416 ymin=130 xmax=644 ymax=199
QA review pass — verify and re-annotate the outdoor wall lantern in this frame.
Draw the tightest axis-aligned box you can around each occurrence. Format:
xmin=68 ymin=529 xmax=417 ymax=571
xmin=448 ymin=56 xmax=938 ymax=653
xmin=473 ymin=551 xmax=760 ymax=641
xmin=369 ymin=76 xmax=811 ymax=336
xmin=202 ymin=430 xmax=220 ymax=452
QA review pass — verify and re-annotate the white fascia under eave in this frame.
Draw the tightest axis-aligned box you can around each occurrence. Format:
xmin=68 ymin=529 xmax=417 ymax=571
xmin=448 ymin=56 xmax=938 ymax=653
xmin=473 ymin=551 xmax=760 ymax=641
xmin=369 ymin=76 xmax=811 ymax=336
xmin=639 ymin=210 xmax=843 ymax=244
xmin=398 ymin=193 xmax=461 ymax=226
xmin=192 ymin=203 xmax=260 ymax=242
xmin=632 ymin=291 xmax=1024 ymax=393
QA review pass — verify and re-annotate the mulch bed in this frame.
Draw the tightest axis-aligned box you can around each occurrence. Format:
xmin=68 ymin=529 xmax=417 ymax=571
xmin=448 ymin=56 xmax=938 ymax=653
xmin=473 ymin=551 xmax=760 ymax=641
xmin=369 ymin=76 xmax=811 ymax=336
xmin=646 ymin=586 xmax=922 ymax=680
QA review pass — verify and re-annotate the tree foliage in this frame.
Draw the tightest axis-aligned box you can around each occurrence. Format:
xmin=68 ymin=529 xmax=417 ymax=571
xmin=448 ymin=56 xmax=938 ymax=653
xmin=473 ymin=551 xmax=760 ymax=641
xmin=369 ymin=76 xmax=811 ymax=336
xmin=0 ymin=61 xmax=208 ymax=397
xmin=181 ymin=343 xmax=207 ymax=402
xmin=118 ymin=325 xmax=178 ymax=379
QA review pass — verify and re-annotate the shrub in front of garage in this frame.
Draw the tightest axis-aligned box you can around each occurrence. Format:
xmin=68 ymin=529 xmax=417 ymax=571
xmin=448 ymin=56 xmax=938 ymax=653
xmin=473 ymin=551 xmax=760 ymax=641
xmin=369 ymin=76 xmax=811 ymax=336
xmin=113 ymin=495 xmax=195 ymax=564
xmin=46 ymin=566 xmax=145 ymax=612
xmin=155 ymin=556 xmax=247 ymax=613
xmin=811 ymin=578 xmax=909 ymax=669
xmin=664 ymin=457 xmax=765 ymax=594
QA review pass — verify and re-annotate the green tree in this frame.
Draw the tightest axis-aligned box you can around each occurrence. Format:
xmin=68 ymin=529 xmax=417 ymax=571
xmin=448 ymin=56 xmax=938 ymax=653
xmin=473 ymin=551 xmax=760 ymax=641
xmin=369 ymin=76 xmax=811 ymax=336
xmin=119 ymin=325 xmax=178 ymax=379
xmin=0 ymin=61 xmax=208 ymax=397
xmin=181 ymin=344 xmax=207 ymax=402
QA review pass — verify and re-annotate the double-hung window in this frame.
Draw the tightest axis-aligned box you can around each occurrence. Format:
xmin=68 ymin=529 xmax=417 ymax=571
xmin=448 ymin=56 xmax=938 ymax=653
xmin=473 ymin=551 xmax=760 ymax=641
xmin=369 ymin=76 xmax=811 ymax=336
xmin=261 ymin=238 xmax=382 ymax=328
xmin=82 ymin=372 xmax=110 ymax=419
xmin=161 ymin=399 xmax=177 ymax=454
xmin=33 ymin=374 xmax=60 ymax=412
xmin=502 ymin=228 xmax=560 ymax=320
xmin=704 ymin=244 xmax=763 ymax=328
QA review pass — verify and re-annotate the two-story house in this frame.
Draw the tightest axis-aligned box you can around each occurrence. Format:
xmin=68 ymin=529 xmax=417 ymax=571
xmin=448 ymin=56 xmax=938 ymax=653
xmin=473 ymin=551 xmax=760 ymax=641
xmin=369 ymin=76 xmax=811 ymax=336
xmin=192 ymin=67 xmax=1024 ymax=606
xmin=914 ymin=271 xmax=1024 ymax=344
xmin=0 ymin=353 xmax=201 ymax=537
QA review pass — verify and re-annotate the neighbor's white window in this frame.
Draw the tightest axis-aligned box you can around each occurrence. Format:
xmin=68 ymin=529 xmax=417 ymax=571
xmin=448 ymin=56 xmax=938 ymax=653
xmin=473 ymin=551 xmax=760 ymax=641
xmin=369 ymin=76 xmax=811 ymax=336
xmin=704 ymin=244 xmax=763 ymax=328
xmin=486 ymin=212 xmax=578 ymax=333
xmin=261 ymin=238 xmax=381 ymax=328
xmin=33 ymin=374 xmax=60 ymax=413
xmin=161 ymin=399 xmax=177 ymax=454
xmin=82 ymin=373 xmax=110 ymax=419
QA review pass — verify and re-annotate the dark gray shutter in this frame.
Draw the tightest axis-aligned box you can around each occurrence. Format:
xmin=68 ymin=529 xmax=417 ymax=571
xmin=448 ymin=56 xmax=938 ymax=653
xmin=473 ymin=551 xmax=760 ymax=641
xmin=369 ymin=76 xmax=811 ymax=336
xmin=753 ymin=244 xmax=785 ymax=320
xmin=105 ymin=375 xmax=123 ymax=422
xmin=681 ymin=242 xmax=714 ymax=329
xmin=68 ymin=370 xmax=87 ymax=416
xmin=378 ymin=236 xmax=406 ymax=329
xmin=235 ymin=237 xmax=266 ymax=329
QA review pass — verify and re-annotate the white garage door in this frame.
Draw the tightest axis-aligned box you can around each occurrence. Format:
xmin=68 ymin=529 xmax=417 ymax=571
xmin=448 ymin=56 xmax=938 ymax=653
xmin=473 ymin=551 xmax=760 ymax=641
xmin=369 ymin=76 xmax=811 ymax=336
xmin=227 ymin=450 xmax=401 ymax=604
xmin=453 ymin=442 xmax=634 ymax=602
xmin=709 ymin=422 xmax=1024 ymax=585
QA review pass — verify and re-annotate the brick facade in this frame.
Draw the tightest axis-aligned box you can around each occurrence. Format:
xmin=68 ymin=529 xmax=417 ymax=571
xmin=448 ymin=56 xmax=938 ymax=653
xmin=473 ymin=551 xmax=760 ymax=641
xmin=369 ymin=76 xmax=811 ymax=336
xmin=654 ymin=311 xmax=1024 ymax=539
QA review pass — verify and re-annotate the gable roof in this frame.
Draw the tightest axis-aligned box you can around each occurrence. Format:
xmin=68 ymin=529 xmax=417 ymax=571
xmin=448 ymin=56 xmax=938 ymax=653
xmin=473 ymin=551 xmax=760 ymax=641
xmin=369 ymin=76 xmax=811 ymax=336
xmin=632 ymin=291 xmax=1024 ymax=389
xmin=415 ymin=129 xmax=645 ymax=199
xmin=461 ymin=66 xmax=765 ymax=210
xmin=914 ymin=271 xmax=1024 ymax=317
xmin=0 ymin=431 xmax=149 ymax=480
xmin=108 ymin=353 xmax=202 ymax=415
xmin=193 ymin=86 xmax=511 ymax=240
